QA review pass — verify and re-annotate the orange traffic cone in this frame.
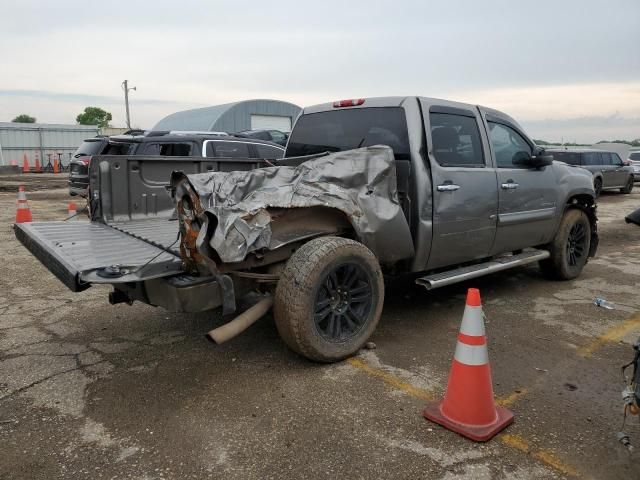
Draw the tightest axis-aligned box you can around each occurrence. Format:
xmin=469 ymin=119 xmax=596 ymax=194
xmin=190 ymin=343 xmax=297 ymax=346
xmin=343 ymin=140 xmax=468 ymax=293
xmin=15 ymin=186 xmax=33 ymax=223
xmin=34 ymin=153 xmax=42 ymax=173
xmin=53 ymin=157 xmax=59 ymax=174
xmin=68 ymin=202 xmax=77 ymax=218
xmin=22 ymin=154 xmax=30 ymax=173
xmin=423 ymin=288 xmax=513 ymax=441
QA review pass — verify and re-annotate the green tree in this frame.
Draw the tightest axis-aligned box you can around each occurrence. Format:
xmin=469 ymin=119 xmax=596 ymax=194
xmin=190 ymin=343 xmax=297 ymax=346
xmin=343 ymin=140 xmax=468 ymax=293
xmin=76 ymin=107 xmax=112 ymax=128
xmin=12 ymin=114 xmax=36 ymax=123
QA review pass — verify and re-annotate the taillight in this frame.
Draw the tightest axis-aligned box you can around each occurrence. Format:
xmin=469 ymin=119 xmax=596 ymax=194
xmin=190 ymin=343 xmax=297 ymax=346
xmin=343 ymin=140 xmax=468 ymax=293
xmin=333 ymin=98 xmax=365 ymax=108
xmin=80 ymin=156 xmax=92 ymax=166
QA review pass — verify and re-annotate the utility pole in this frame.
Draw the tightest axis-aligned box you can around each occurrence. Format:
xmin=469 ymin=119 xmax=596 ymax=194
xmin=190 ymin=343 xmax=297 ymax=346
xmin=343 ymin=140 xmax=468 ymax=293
xmin=122 ymin=80 xmax=136 ymax=129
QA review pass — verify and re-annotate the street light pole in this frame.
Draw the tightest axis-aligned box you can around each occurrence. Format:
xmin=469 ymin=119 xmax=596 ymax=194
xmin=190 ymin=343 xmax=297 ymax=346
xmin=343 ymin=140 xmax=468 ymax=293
xmin=122 ymin=80 xmax=137 ymax=129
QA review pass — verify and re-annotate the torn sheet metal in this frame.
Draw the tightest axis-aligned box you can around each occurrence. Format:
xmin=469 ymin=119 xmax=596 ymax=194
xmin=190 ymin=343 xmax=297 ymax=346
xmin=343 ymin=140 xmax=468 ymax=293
xmin=171 ymin=145 xmax=414 ymax=265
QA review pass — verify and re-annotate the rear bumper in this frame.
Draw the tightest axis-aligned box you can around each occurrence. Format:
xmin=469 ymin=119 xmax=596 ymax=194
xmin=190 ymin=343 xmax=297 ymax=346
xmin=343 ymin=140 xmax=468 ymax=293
xmin=113 ymin=275 xmax=225 ymax=313
xmin=68 ymin=176 xmax=89 ymax=196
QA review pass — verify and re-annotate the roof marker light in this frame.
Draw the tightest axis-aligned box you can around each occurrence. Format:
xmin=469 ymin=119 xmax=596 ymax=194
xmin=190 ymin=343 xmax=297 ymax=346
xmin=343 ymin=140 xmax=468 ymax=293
xmin=333 ymin=98 xmax=365 ymax=108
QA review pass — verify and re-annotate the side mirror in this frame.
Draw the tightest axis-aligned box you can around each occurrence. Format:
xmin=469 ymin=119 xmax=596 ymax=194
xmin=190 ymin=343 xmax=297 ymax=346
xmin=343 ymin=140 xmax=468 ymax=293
xmin=512 ymin=151 xmax=553 ymax=168
xmin=531 ymin=154 xmax=554 ymax=167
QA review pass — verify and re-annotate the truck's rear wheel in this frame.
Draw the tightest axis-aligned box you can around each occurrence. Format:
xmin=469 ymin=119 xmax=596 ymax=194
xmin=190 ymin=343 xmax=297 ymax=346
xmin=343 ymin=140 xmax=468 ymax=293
xmin=539 ymin=209 xmax=591 ymax=280
xmin=274 ymin=236 xmax=384 ymax=362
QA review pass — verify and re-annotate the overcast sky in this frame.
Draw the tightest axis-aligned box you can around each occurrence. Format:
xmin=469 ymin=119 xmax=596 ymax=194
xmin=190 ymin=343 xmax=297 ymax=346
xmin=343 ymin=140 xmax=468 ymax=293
xmin=1 ymin=0 xmax=638 ymax=143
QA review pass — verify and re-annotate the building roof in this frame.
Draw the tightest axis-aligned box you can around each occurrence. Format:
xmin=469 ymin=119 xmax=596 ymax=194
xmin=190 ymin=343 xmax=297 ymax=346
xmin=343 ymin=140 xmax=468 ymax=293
xmin=153 ymin=99 xmax=301 ymax=132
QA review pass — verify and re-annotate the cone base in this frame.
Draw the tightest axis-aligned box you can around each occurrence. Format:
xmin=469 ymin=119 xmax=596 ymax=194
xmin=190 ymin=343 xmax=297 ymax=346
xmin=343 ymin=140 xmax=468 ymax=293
xmin=423 ymin=400 xmax=513 ymax=442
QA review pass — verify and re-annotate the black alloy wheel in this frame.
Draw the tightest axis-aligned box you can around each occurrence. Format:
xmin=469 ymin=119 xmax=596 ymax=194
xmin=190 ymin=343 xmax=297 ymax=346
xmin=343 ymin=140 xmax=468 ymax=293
xmin=313 ymin=263 xmax=373 ymax=342
xmin=566 ymin=222 xmax=587 ymax=267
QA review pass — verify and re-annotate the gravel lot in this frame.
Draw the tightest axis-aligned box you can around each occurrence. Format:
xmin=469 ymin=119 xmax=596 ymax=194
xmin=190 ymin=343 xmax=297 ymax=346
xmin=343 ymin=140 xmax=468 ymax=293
xmin=1 ymin=174 xmax=640 ymax=479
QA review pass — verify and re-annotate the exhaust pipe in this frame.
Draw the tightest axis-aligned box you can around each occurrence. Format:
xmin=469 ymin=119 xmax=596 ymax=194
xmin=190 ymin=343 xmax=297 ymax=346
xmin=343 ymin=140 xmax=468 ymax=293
xmin=207 ymin=296 xmax=273 ymax=344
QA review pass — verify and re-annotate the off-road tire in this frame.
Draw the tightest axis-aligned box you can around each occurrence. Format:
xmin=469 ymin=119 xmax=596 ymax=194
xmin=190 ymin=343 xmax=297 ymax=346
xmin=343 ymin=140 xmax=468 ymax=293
xmin=539 ymin=209 xmax=591 ymax=280
xmin=621 ymin=176 xmax=634 ymax=194
xmin=274 ymin=236 xmax=384 ymax=363
xmin=593 ymin=177 xmax=603 ymax=197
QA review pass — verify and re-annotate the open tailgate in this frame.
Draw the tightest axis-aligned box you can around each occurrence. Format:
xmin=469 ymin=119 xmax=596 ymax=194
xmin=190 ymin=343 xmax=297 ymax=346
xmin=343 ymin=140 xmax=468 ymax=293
xmin=14 ymin=221 xmax=184 ymax=292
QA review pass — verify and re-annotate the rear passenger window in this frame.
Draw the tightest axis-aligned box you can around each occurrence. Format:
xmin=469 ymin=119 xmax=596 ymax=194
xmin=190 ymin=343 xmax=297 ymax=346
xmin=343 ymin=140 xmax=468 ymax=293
xmin=255 ymin=144 xmax=284 ymax=159
xmin=487 ymin=122 xmax=532 ymax=168
xmin=583 ymin=152 xmax=602 ymax=166
xmin=600 ymin=152 xmax=612 ymax=165
xmin=429 ymin=113 xmax=484 ymax=167
xmin=143 ymin=143 xmax=192 ymax=156
xmin=206 ymin=142 xmax=250 ymax=158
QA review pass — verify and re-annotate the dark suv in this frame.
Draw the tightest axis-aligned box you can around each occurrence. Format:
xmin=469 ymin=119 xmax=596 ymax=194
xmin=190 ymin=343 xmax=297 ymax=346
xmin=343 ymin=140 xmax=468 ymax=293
xmin=68 ymin=131 xmax=285 ymax=196
xmin=548 ymin=148 xmax=634 ymax=196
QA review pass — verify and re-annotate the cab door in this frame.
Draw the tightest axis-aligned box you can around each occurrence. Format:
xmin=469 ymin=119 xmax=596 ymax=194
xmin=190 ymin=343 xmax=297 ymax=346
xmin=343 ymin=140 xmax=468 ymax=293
xmin=420 ymin=101 xmax=498 ymax=270
xmin=483 ymin=117 xmax=558 ymax=255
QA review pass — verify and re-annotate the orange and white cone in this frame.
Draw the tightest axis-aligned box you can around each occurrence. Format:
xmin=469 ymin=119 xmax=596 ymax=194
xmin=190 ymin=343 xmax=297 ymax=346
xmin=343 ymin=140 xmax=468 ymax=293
xmin=22 ymin=154 xmax=30 ymax=173
xmin=423 ymin=288 xmax=513 ymax=441
xmin=68 ymin=202 xmax=77 ymax=219
xmin=15 ymin=186 xmax=33 ymax=223
xmin=34 ymin=153 xmax=42 ymax=173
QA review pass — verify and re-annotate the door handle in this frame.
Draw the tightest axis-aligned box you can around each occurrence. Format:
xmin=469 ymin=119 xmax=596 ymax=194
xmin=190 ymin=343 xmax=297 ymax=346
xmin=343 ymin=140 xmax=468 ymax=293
xmin=501 ymin=182 xmax=519 ymax=190
xmin=437 ymin=184 xmax=460 ymax=192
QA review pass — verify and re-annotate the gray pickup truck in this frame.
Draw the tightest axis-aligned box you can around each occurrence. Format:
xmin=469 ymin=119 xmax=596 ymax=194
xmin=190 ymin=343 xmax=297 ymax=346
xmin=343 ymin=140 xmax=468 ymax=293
xmin=15 ymin=96 xmax=597 ymax=362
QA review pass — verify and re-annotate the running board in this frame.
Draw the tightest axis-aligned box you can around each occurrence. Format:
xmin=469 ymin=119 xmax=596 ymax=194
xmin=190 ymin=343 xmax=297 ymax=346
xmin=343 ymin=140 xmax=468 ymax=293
xmin=415 ymin=250 xmax=550 ymax=290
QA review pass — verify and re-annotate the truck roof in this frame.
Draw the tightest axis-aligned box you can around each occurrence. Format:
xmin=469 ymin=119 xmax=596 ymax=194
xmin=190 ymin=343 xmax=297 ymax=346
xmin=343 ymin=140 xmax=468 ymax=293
xmin=301 ymin=96 xmax=522 ymax=130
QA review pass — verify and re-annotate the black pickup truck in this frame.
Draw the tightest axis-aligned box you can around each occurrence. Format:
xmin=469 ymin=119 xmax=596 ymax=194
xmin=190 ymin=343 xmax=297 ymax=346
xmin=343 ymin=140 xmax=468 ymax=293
xmin=16 ymin=96 xmax=597 ymax=362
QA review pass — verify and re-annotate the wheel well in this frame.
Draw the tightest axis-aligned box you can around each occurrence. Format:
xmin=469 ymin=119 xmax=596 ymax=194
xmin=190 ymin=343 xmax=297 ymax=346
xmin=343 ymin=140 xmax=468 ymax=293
xmin=566 ymin=194 xmax=596 ymax=220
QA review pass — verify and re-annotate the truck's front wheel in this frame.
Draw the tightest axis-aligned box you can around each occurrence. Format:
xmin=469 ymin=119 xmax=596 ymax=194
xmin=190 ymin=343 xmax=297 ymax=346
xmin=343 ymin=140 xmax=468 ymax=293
xmin=539 ymin=209 xmax=591 ymax=280
xmin=274 ymin=236 xmax=384 ymax=363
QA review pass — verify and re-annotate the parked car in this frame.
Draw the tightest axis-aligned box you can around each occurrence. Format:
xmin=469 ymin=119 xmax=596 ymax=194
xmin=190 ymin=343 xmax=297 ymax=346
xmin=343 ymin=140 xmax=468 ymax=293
xmin=68 ymin=136 xmax=110 ymax=195
xmin=19 ymin=96 xmax=597 ymax=363
xmin=235 ymin=129 xmax=289 ymax=146
xmin=68 ymin=131 xmax=285 ymax=196
xmin=628 ymin=151 xmax=640 ymax=181
xmin=547 ymin=148 xmax=634 ymax=196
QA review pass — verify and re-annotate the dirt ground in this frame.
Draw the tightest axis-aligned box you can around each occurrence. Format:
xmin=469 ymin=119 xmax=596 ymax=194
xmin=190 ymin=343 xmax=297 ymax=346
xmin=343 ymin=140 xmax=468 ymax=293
xmin=1 ymin=173 xmax=640 ymax=479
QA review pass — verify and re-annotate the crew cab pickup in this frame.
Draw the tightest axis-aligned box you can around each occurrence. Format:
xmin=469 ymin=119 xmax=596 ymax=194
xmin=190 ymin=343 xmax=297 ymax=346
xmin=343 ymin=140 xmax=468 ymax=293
xmin=15 ymin=96 xmax=598 ymax=362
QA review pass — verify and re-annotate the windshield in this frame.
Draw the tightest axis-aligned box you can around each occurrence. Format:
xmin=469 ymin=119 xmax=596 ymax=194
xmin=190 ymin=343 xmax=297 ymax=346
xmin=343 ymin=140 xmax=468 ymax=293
xmin=73 ymin=140 xmax=105 ymax=158
xmin=285 ymin=107 xmax=410 ymax=159
xmin=630 ymin=152 xmax=640 ymax=161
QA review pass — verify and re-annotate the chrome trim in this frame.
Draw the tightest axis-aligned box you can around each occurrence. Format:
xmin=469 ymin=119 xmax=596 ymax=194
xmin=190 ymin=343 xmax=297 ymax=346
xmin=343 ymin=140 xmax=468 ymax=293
xmin=498 ymin=207 xmax=556 ymax=225
xmin=437 ymin=184 xmax=461 ymax=192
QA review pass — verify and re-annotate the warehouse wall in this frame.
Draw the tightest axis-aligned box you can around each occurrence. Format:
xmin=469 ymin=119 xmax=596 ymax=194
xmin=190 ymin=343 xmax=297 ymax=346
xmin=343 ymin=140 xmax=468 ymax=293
xmin=212 ymin=100 xmax=301 ymax=133
xmin=0 ymin=123 xmax=100 ymax=166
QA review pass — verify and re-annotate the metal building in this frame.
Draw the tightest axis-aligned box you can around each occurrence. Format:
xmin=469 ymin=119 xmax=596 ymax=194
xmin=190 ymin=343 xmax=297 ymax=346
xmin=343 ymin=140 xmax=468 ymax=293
xmin=153 ymin=99 xmax=301 ymax=134
xmin=0 ymin=122 xmax=99 ymax=167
